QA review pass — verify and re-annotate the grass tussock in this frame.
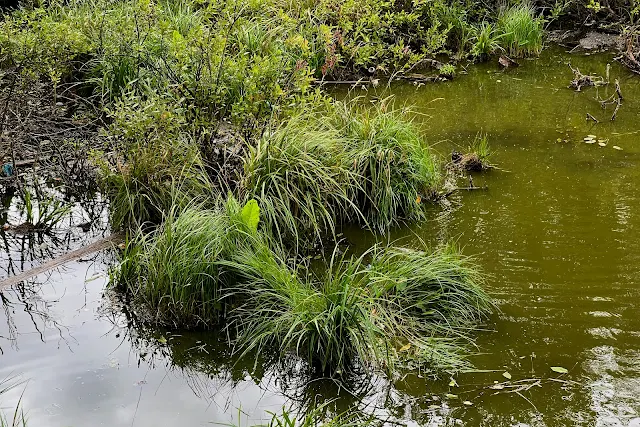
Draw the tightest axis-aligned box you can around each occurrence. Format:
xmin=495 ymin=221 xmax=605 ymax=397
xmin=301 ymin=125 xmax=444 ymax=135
xmin=240 ymin=115 xmax=361 ymax=246
xmin=240 ymin=101 xmax=440 ymax=245
xmin=115 ymin=196 xmax=266 ymax=327
xmin=471 ymin=21 xmax=503 ymax=60
xmin=115 ymin=197 xmax=493 ymax=375
xmin=497 ymin=3 xmax=544 ymax=58
xmin=229 ymin=242 xmax=492 ymax=375
xmin=333 ymin=101 xmax=440 ymax=232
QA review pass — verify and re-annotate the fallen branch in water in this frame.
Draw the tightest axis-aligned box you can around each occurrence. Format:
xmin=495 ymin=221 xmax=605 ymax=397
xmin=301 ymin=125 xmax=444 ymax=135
xmin=568 ymin=63 xmax=608 ymax=91
xmin=439 ymin=185 xmax=489 ymax=198
xmin=596 ymin=79 xmax=624 ymax=121
xmin=0 ymin=233 xmax=123 ymax=290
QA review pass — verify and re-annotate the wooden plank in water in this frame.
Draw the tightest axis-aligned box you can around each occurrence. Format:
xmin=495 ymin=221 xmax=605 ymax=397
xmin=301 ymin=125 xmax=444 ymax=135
xmin=0 ymin=233 xmax=122 ymax=291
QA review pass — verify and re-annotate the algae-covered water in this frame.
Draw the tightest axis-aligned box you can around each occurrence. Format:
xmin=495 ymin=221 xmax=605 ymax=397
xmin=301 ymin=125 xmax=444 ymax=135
xmin=2 ymin=47 xmax=640 ymax=426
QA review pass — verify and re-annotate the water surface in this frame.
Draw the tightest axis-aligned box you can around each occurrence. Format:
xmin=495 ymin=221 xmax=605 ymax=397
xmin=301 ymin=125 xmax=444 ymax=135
xmin=2 ymin=47 xmax=640 ymax=426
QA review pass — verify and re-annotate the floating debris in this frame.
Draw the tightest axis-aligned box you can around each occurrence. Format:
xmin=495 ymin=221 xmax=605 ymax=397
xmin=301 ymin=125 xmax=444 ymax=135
xmin=613 ymin=145 xmax=623 ymax=150
xmin=598 ymin=142 xmax=607 ymax=147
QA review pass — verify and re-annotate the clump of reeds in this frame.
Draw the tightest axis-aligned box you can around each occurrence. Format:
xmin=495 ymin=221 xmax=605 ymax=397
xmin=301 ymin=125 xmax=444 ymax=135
xmin=332 ymin=100 xmax=440 ymax=232
xmin=471 ymin=21 xmax=503 ymax=60
xmin=114 ymin=196 xmax=266 ymax=327
xmin=497 ymin=3 xmax=544 ymax=57
xmin=239 ymin=114 xmax=362 ymax=246
xmin=229 ymin=242 xmax=493 ymax=376
xmin=450 ymin=133 xmax=493 ymax=172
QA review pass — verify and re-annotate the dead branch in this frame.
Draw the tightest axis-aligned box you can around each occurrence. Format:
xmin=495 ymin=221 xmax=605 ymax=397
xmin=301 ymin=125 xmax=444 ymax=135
xmin=568 ymin=63 xmax=608 ymax=91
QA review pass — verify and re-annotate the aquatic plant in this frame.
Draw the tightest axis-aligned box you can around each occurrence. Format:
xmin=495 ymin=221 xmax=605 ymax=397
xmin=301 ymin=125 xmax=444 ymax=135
xmin=240 ymin=114 xmax=362 ymax=245
xmin=253 ymin=404 xmax=372 ymax=427
xmin=471 ymin=22 xmax=503 ymax=60
xmin=0 ymin=377 xmax=27 ymax=427
xmin=115 ymin=197 xmax=265 ymax=327
xmin=17 ymin=189 xmax=71 ymax=231
xmin=469 ymin=132 xmax=491 ymax=164
xmin=230 ymin=243 xmax=492 ymax=376
xmin=497 ymin=3 xmax=544 ymax=57
xmin=439 ymin=63 xmax=456 ymax=78
xmin=333 ymin=101 xmax=440 ymax=233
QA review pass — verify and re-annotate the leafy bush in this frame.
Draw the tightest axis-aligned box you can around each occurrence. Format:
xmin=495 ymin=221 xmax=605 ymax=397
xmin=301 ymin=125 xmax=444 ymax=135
xmin=95 ymin=93 xmax=210 ymax=230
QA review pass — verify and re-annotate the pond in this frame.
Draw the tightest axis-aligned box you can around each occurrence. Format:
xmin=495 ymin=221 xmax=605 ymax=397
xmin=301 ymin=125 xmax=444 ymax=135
xmin=1 ymin=46 xmax=640 ymax=426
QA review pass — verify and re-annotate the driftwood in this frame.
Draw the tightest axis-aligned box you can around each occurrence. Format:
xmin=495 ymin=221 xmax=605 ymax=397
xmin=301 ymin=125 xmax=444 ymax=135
xmin=0 ymin=233 xmax=122 ymax=291
xmin=596 ymin=79 xmax=624 ymax=121
xmin=586 ymin=113 xmax=599 ymax=123
xmin=397 ymin=73 xmax=443 ymax=83
xmin=620 ymin=27 xmax=640 ymax=74
xmin=568 ymin=63 xmax=608 ymax=91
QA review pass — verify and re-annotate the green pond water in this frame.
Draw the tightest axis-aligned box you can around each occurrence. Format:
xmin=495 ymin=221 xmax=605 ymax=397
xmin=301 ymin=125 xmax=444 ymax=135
xmin=2 ymin=46 xmax=640 ymax=426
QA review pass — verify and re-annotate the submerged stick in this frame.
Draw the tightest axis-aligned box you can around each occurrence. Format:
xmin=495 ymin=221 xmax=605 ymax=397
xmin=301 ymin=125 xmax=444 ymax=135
xmin=0 ymin=233 xmax=122 ymax=291
xmin=586 ymin=113 xmax=599 ymax=123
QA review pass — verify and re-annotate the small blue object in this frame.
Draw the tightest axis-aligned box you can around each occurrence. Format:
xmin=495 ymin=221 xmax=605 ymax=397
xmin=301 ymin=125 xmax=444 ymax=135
xmin=2 ymin=163 xmax=14 ymax=177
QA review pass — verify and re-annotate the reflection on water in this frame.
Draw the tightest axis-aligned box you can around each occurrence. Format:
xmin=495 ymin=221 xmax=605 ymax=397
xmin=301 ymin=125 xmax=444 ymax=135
xmin=2 ymin=46 xmax=640 ymax=426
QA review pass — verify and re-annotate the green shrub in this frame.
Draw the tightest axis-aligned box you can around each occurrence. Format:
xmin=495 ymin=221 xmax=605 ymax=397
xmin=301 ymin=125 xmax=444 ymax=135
xmin=95 ymin=93 xmax=210 ymax=230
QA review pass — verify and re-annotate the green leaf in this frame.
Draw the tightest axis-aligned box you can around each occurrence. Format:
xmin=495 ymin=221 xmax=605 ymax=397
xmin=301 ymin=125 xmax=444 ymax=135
xmin=551 ymin=366 xmax=568 ymax=374
xmin=240 ymin=199 xmax=260 ymax=232
xmin=157 ymin=336 xmax=167 ymax=344
xmin=445 ymin=393 xmax=458 ymax=399
xmin=502 ymin=371 xmax=512 ymax=380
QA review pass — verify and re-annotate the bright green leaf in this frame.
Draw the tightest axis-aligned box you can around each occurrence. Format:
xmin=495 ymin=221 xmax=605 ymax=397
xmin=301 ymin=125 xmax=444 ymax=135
xmin=240 ymin=199 xmax=260 ymax=232
xmin=551 ymin=366 xmax=568 ymax=374
xmin=503 ymin=371 xmax=512 ymax=380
